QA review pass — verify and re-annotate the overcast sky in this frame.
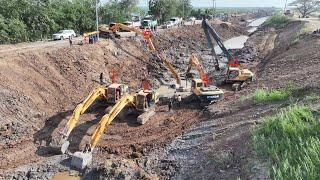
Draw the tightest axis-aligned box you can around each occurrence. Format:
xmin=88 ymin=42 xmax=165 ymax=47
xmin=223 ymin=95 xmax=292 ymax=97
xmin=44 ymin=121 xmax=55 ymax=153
xmin=138 ymin=0 xmax=292 ymax=8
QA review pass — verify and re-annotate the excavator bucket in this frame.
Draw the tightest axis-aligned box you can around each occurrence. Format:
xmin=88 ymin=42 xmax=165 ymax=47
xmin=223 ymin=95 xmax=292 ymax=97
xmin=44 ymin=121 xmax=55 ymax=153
xmin=71 ymin=151 xmax=93 ymax=169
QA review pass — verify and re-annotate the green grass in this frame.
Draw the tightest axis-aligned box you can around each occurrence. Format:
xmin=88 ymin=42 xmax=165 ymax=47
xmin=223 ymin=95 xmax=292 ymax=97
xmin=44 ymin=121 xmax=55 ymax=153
xmin=252 ymin=86 xmax=299 ymax=103
xmin=305 ymin=94 xmax=320 ymax=102
xmin=263 ymin=14 xmax=290 ymax=28
xmin=252 ymin=105 xmax=320 ymax=180
xmin=292 ymin=27 xmax=308 ymax=44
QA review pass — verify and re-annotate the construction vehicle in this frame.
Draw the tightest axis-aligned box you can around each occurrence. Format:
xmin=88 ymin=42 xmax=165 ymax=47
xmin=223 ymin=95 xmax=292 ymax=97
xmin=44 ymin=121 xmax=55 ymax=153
xmin=135 ymin=89 xmax=159 ymax=124
xmin=106 ymin=23 xmax=181 ymax=87
xmin=141 ymin=15 xmax=158 ymax=30
xmin=51 ymin=83 xmax=129 ymax=154
xmin=186 ymin=54 xmax=224 ymax=104
xmin=70 ymin=87 xmax=159 ymax=169
xmin=202 ymin=19 xmax=254 ymax=90
xmin=71 ymin=93 xmax=135 ymax=169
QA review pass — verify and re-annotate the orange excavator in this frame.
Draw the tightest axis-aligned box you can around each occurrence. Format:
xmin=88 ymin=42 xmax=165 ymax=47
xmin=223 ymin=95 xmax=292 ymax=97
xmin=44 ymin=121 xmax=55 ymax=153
xmin=102 ymin=23 xmax=181 ymax=87
xmin=186 ymin=54 xmax=224 ymax=104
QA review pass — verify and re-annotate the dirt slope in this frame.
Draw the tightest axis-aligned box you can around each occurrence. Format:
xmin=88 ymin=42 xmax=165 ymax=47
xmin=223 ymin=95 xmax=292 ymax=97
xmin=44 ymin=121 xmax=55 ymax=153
xmin=0 ymin=39 xmax=150 ymax=170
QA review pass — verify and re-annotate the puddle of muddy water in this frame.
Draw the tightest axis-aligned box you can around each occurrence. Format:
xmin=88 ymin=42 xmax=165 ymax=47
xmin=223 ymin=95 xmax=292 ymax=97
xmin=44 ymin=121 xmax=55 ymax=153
xmin=214 ymin=35 xmax=249 ymax=54
xmin=248 ymin=17 xmax=269 ymax=27
xmin=247 ymin=17 xmax=269 ymax=33
xmin=248 ymin=27 xmax=258 ymax=33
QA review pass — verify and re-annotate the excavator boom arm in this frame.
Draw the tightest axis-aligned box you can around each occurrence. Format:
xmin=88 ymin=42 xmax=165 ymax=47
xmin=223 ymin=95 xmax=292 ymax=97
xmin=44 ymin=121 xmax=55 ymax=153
xmin=109 ymin=23 xmax=180 ymax=85
xmin=64 ymin=87 xmax=107 ymax=138
xmin=110 ymin=23 xmax=144 ymax=36
xmin=158 ymin=54 xmax=181 ymax=85
xmin=90 ymin=94 xmax=135 ymax=149
xmin=202 ymin=20 xmax=232 ymax=59
xmin=187 ymin=54 xmax=208 ymax=85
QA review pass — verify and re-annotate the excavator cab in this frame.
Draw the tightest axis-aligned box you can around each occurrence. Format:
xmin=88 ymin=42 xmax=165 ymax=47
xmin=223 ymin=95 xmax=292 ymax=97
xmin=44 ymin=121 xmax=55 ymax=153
xmin=227 ymin=67 xmax=253 ymax=82
xmin=106 ymin=84 xmax=129 ymax=104
xmin=135 ymin=89 xmax=159 ymax=112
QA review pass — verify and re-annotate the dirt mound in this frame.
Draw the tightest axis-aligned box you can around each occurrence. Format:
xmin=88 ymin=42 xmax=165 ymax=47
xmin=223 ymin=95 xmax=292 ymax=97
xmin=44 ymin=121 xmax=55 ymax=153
xmin=154 ymin=21 xmax=246 ymax=52
xmin=257 ymin=21 xmax=320 ymax=88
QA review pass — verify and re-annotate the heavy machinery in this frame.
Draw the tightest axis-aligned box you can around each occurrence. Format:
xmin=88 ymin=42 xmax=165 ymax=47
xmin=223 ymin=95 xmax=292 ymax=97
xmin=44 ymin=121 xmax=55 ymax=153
xmin=202 ymin=19 xmax=254 ymax=90
xmin=135 ymin=89 xmax=159 ymax=124
xmin=104 ymin=23 xmax=181 ymax=87
xmin=51 ymin=83 xmax=129 ymax=154
xmin=71 ymin=93 xmax=135 ymax=169
xmin=53 ymin=76 xmax=160 ymax=168
xmin=69 ymin=88 xmax=159 ymax=169
xmin=186 ymin=54 xmax=224 ymax=104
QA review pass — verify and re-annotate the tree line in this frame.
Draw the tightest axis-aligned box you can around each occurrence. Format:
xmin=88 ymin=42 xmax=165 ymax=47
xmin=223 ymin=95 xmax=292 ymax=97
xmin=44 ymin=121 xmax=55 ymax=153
xmin=0 ymin=0 xmax=139 ymax=43
xmin=1 ymin=0 xmax=313 ymax=44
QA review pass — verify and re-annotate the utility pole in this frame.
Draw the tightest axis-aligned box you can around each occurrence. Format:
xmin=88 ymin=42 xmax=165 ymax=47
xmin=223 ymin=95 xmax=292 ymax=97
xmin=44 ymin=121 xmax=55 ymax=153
xmin=212 ymin=0 xmax=215 ymax=19
xmin=96 ymin=0 xmax=99 ymax=41
xmin=182 ymin=0 xmax=185 ymax=19
xmin=284 ymin=0 xmax=288 ymax=12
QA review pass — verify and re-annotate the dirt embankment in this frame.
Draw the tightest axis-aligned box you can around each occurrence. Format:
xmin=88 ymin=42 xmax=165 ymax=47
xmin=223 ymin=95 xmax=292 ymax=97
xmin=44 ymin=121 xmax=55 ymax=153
xmin=154 ymin=21 xmax=246 ymax=52
xmin=0 ymin=39 xmax=150 ymax=170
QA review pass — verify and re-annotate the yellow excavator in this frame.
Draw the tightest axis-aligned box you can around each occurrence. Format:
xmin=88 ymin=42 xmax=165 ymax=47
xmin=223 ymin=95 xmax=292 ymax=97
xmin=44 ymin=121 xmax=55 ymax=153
xmin=186 ymin=54 xmax=224 ymax=104
xmin=71 ymin=93 xmax=135 ymax=169
xmin=102 ymin=23 xmax=181 ymax=87
xmin=51 ymin=83 xmax=129 ymax=154
xmin=70 ymin=88 xmax=159 ymax=169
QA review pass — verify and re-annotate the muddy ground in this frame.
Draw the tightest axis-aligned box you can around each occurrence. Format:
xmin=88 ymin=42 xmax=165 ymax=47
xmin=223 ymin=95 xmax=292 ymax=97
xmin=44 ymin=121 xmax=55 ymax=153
xmin=1 ymin=16 xmax=319 ymax=179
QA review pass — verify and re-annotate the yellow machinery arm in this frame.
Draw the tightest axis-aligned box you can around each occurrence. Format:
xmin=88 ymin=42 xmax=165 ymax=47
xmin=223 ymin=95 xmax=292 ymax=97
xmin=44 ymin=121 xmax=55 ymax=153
xmin=63 ymin=87 xmax=107 ymax=140
xmin=89 ymin=94 xmax=135 ymax=150
xmin=158 ymin=54 xmax=181 ymax=85
xmin=108 ymin=23 xmax=180 ymax=85
xmin=109 ymin=23 xmax=144 ymax=36
xmin=71 ymin=93 xmax=135 ymax=169
xmin=187 ymin=54 xmax=207 ymax=80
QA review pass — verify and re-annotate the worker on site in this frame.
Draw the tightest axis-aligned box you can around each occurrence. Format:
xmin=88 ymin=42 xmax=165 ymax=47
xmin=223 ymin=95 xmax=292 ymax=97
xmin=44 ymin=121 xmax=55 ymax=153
xmin=173 ymin=91 xmax=177 ymax=100
xmin=177 ymin=95 xmax=182 ymax=108
xmin=168 ymin=98 xmax=173 ymax=111
xmin=69 ymin=37 xmax=73 ymax=47
xmin=99 ymin=73 xmax=104 ymax=85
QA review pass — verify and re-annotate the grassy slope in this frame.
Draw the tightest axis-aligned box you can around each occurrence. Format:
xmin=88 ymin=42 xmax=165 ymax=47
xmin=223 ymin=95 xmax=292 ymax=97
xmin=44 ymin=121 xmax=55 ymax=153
xmin=252 ymin=105 xmax=320 ymax=179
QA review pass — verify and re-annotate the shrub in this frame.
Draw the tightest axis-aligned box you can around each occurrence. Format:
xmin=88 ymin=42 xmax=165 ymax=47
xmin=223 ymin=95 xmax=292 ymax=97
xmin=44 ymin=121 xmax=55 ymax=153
xmin=263 ymin=14 xmax=290 ymax=28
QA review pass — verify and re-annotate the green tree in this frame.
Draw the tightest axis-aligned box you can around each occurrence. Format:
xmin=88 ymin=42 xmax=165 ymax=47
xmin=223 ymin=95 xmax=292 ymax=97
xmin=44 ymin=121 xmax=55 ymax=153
xmin=148 ymin=0 xmax=192 ymax=23
xmin=176 ymin=0 xmax=192 ymax=19
xmin=0 ymin=0 xmax=139 ymax=43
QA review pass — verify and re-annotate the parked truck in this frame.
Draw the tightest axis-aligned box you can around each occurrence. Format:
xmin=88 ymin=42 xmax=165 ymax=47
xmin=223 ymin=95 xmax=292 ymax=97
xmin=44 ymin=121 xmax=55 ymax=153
xmin=170 ymin=17 xmax=183 ymax=27
xmin=141 ymin=15 xmax=158 ymax=30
